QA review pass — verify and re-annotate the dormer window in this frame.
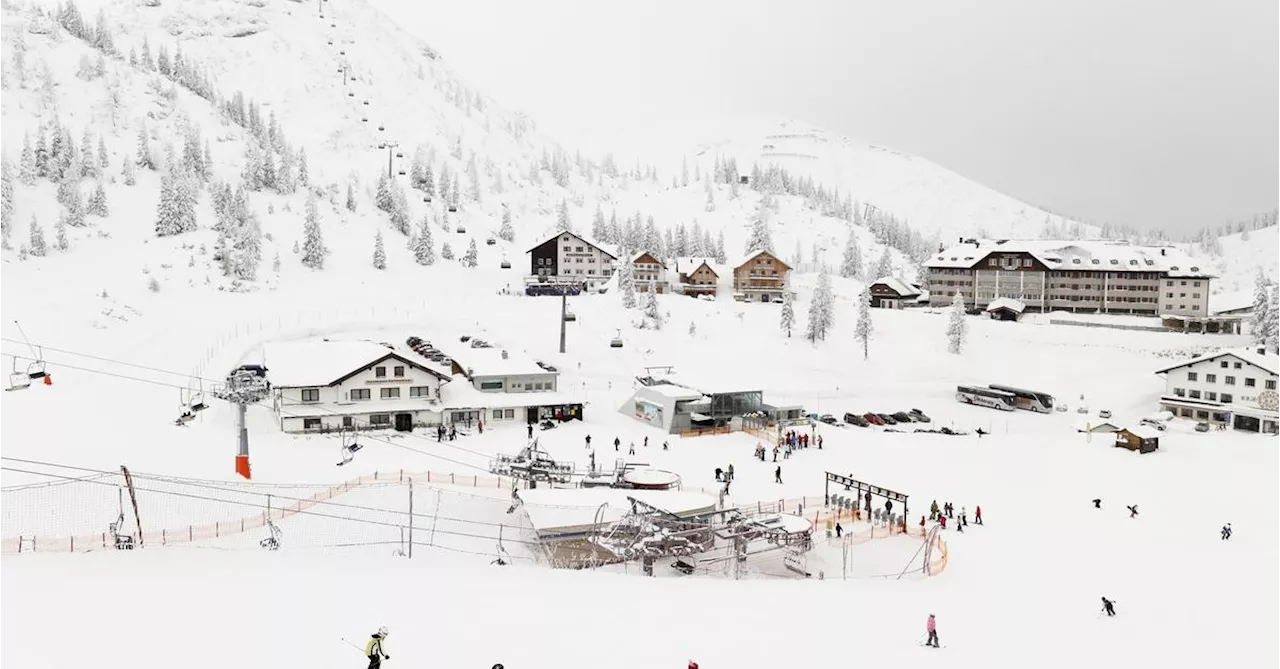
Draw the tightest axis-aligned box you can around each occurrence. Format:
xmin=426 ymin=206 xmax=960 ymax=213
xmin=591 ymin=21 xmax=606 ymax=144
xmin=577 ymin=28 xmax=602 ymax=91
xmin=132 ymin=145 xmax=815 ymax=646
xmin=1190 ymin=266 xmax=1199 ymax=272
xmin=1170 ymin=266 xmax=1179 ymax=271
xmin=1091 ymin=259 xmax=1100 ymax=265
xmin=1144 ymin=260 xmax=1154 ymax=266
xmin=1129 ymin=260 xmax=1138 ymax=265
xmin=1109 ymin=259 xmax=1118 ymax=265
xmin=1072 ymin=259 xmax=1081 ymax=264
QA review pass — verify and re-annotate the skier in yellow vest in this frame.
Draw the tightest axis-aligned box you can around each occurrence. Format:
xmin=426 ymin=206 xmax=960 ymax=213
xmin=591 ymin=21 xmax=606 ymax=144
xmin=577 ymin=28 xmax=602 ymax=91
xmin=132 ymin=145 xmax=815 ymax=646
xmin=365 ymin=626 xmax=391 ymax=668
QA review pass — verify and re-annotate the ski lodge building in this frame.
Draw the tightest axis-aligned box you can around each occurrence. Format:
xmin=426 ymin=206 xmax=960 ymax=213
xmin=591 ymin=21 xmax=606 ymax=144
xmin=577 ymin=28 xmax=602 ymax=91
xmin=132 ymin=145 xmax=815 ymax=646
xmin=925 ymin=239 xmax=1211 ymax=317
xmin=1154 ymin=346 xmax=1279 ymax=434
xmin=525 ymin=231 xmax=617 ymax=292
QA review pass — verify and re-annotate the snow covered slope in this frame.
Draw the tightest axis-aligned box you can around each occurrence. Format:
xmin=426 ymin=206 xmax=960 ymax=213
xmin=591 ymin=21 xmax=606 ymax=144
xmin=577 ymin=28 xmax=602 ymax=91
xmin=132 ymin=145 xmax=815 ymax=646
xmin=1204 ymin=224 xmax=1279 ymax=294
xmin=688 ymin=118 xmax=1089 ymax=243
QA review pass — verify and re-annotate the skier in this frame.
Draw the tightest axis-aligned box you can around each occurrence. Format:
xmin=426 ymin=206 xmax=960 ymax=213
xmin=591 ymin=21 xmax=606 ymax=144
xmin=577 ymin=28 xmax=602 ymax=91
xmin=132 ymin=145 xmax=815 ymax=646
xmin=925 ymin=614 xmax=939 ymax=647
xmin=919 ymin=515 xmax=926 ymax=532
xmin=956 ymin=517 xmax=964 ymax=533
xmin=449 ymin=425 xmax=457 ymax=441
xmin=939 ymin=515 xmax=947 ymax=530
xmin=689 ymin=662 xmax=699 ymax=669
xmin=1092 ymin=498 xmax=1102 ymax=509
xmin=629 ymin=441 xmax=636 ymax=455
xmin=365 ymin=626 xmax=391 ymax=668
xmin=975 ymin=427 xmax=986 ymax=438
xmin=727 ymin=463 xmax=734 ymax=482
xmin=835 ymin=522 xmax=843 ymax=538
xmin=1221 ymin=523 xmax=1232 ymax=540
xmin=974 ymin=505 xmax=983 ymax=525
xmin=818 ymin=435 xmax=823 ymax=449
xmin=715 ymin=467 xmax=724 ymax=482
xmin=1101 ymin=597 xmax=1116 ymax=617
xmin=614 ymin=436 xmax=620 ymax=452
xmin=527 ymin=423 xmax=533 ymax=440
xmin=478 ymin=419 xmax=484 ymax=434
xmin=930 ymin=500 xmax=940 ymax=521
xmin=663 ymin=440 xmax=669 ymax=451
xmin=775 ymin=465 xmax=782 ymax=484
xmin=585 ymin=434 xmax=592 ymax=449
xmin=1128 ymin=504 xmax=1139 ymax=518
xmin=960 ymin=507 xmax=968 ymax=526
xmin=644 ymin=435 xmax=649 ymax=448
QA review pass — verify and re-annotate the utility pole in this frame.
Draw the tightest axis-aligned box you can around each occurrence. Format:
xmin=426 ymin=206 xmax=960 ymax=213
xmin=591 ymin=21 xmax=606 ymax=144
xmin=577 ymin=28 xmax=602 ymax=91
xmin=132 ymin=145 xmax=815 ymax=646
xmin=378 ymin=141 xmax=400 ymax=179
xmin=407 ymin=478 xmax=414 ymax=559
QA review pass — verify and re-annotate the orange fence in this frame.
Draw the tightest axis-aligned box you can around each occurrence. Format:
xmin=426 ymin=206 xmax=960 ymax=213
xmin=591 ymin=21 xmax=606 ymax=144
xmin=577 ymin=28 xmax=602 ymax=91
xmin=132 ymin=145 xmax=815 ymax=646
xmin=3 ymin=469 xmax=515 ymax=555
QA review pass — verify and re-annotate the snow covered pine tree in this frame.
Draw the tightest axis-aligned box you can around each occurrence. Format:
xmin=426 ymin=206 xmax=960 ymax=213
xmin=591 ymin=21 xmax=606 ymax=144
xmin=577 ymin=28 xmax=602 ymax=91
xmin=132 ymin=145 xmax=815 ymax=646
xmin=947 ymin=292 xmax=967 ymax=354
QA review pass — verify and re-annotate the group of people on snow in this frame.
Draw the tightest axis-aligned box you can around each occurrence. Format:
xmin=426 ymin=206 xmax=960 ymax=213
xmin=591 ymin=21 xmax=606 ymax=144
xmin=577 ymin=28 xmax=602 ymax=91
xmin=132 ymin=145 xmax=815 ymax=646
xmin=925 ymin=499 xmax=980 ymax=533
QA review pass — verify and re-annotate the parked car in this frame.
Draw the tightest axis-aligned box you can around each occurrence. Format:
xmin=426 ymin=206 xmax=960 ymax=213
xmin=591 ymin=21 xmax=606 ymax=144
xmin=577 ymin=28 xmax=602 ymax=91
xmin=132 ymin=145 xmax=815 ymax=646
xmin=1195 ymin=421 xmax=1211 ymax=433
xmin=1077 ymin=405 xmax=1089 ymax=414
xmin=819 ymin=414 xmax=839 ymax=425
xmin=1055 ymin=403 xmax=1069 ymax=413
xmin=844 ymin=412 xmax=869 ymax=427
xmin=876 ymin=413 xmax=898 ymax=425
xmin=908 ymin=408 xmax=932 ymax=423
xmin=1139 ymin=418 xmax=1167 ymax=431
xmin=891 ymin=411 xmax=915 ymax=423
xmin=1098 ymin=409 xmax=1112 ymax=419
xmin=863 ymin=413 xmax=885 ymax=425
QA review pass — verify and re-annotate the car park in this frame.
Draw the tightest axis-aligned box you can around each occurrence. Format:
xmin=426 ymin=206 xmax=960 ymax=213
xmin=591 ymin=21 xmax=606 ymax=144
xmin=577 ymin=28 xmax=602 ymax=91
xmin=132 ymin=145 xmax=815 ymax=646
xmin=876 ymin=413 xmax=898 ymax=425
xmin=908 ymin=408 xmax=932 ymax=423
xmin=1195 ymin=422 xmax=1211 ymax=432
xmin=863 ymin=413 xmax=884 ymax=425
xmin=891 ymin=411 xmax=915 ymax=423
xmin=844 ymin=413 xmax=869 ymax=427
xmin=819 ymin=414 xmax=839 ymax=425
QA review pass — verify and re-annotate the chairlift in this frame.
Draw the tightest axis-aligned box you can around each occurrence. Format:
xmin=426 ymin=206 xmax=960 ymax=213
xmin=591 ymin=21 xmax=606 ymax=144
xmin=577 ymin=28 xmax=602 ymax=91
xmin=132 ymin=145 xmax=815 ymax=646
xmin=448 ymin=204 xmax=458 ymax=213
xmin=377 ymin=143 xmax=386 ymax=150
xmin=190 ymin=392 xmax=208 ymax=412
xmin=610 ymin=329 xmax=624 ymax=348
xmin=395 ymin=151 xmax=404 ymax=158
xmin=336 ymin=431 xmax=364 ymax=467
xmin=339 ymin=50 xmax=346 ymax=56
xmin=397 ymin=169 xmax=406 ymax=176
xmin=362 ymin=117 xmax=369 ymax=123
xmin=564 ymin=310 xmax=577 ymax=322
xmin=378 ymin=125 xmax=385 ymax=131
xmin=500 ymin=259 xmax=511 ymax=269
xmin=328 ymin=40 xmax=333 ymax=46
xmin=363 ymin=100 xmax=370 ymax=106
xmin=260 ymin=495 xmax=283 ymax=550
xmin=424 ymin=195 xmax=432 ymax=203
xmin=26 ymin=359 xmax=48 ymax=381
xmin=456 ymin=225 xmax=466 ymax=234
xmin=486 ymin=238 xmax=496 ymax=246
xmin=6 ymin=357 xmax=30 ymax=391
xmin=109 ymin=488 xmax=135 ymax=550
xmin=348 ymin=91 xmax=355 ymax=97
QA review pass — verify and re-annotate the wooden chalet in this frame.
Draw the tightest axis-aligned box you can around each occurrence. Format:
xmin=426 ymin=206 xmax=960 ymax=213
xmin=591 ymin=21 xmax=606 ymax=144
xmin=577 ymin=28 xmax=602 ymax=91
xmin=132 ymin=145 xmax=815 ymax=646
xmin=732 ymin=250 xmax=791 ymax=303
xmin=633 ymin=251 xmax=669 ymax=293
xmin=676 ymin=257 xmax=720 ymax=298
xmin=1113 ymin=426 xmax=1160 ymax=453
xmin=868 ymin=277 xmax=922 ymax=309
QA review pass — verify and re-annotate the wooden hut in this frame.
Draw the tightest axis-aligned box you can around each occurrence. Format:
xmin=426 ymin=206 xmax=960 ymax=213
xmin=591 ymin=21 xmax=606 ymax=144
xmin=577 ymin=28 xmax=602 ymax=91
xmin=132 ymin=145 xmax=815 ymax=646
xmin=1113 ymin=426 xmax=1160 ymax=453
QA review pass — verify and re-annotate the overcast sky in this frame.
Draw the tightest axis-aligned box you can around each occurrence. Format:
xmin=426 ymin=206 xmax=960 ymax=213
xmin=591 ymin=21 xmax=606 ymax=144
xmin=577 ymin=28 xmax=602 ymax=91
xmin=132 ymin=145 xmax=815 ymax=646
xmin=371 ymin=0 xmax=1278 ymax=234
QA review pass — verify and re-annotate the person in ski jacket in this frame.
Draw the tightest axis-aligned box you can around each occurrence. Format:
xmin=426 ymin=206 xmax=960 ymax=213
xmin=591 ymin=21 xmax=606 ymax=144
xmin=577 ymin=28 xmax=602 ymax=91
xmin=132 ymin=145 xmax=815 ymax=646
xmin=926 ymin=614 xmax=939 ymax=647
xmin=930 ymin=500 xmax=940 ymax=520
xmin=1092 ymin=498 xmax=1102 ymax=509
xmin=1101 ymin=597 xmax=1116 ymax=616
xmin=974 ymin=506 xmax=983 ymax=525
xmin=366 ymin=627 xmax=391 ymax=668
xmin=939 ymin=515 xmax=947 ymax=530
xmin=775 ymin=466 xmax=782 ymax=484
xmin=1221 ymin=523 xmax=1232 ymax=540
xmin=960 ymin=507 xmax=968 ymax=526
xmin=526 ymin=423 xmax=533 ymax=439
xmin=1128 ymin=504 xmax=1139 ymax=518
xmin=614 ymin=437 xmax=621 ymax=451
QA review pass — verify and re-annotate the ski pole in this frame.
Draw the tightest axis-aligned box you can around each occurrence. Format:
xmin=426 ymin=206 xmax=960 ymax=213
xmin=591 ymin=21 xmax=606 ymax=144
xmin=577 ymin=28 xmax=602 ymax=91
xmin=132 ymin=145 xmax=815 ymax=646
xmin=340 ymin=638 xmax=365 ymax=654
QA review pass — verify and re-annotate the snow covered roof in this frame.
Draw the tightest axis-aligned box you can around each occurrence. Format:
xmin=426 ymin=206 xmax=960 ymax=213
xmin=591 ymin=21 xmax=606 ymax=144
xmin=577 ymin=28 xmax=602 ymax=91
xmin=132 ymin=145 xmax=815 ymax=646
xmin=730 ymin=249 xmax=792 ymax=271
xmin=1209 ymin=290 xmax=1255 ymax=315
xmin=643 ymin=382 xmax=705 ymax=401
xmin=263 ymin=340 xmax=448 ymax=388
xmin=1118 ymin=425 xmax=1161 ymax=440
xmin=524 ymin=230 xmax=618 ymax=259
xmin=518 ymin=488 xmax=717 ymax=535
xmin=984 ymin=297 xmax=1027 ymax=314
xmin=674 ymin=257 xmax=721 ymax=277
xmin=445 ymin=346 xmax=552 ymax=378
xmin=632 ymin=251 xmax=666 ymax=267
xmin=1153 ymin=347 xmax=1278 ymax=376
xmin=440 ymin=378 xmax=584 ymax=410
xmin=1077 ymin=421 xmax=1120 ymax=433
xmin=926 ymin=239 xmax=1212 ymax=278
xmin=871 ymin=277 xmax=921 ymax=297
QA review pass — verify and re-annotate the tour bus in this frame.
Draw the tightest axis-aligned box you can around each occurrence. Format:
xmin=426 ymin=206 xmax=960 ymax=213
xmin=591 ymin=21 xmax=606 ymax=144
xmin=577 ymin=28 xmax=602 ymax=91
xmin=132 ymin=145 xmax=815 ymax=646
xmin=987 ymin=384 xmax=1055 ymax=413
xmin=955 ymin=385 xmax=1017 ymax=411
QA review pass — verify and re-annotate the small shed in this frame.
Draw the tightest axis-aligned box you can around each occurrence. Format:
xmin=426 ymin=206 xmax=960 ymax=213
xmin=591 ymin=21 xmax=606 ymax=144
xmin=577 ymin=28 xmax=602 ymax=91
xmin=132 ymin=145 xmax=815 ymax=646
xmin=984 ymin=298 xmax=1026 ymax=322
xmin=1114 ymin=426 xmax=1160 ymax=453
xmin=1077 ymin=421 xmax=1120 ymax=434
xmin=868 ymin=277 xmax=922 ymax=309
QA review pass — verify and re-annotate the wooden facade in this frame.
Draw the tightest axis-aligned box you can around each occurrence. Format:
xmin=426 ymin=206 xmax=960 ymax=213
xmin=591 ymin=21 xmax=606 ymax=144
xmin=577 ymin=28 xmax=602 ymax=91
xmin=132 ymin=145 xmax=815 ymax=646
xmin=680 ymin=261 xmax=719 ymax=297
xmin=733 ymin=251 xmax=791 ymax=302
xmin=634 ymin=252 xmax=668 ymax=293
xmin=1113 ymin=428 xmax=1159 ymax=453
xmin=528 ymin=237 xmax=559 ymax=278
xmin=868 ymin=280 xmax=921 ymax=309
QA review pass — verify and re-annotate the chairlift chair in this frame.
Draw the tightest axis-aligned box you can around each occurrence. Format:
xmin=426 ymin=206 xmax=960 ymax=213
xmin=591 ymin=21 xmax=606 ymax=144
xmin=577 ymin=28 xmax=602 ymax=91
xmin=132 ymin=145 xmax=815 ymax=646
xmin=6 ymin=358 xmax=30 ymax=391
xmin=339 ymin=50 xmax=346 ymax=56
xmin=500 ymin=259 xmax=511 ymax=269
xmin=424 ymin=195 xmax=432 ymax=203
xmin=395 ymin=152 xmax=404 ymax=158
xmin=336 ymin=432 xmax=363 ymax=467
xmin=378 ymin=125 xmax=385 ymax=131
xmin=448 ymin=204 xmax=458 ymax=213
xmin=362 ymin=117 xmax=369 ymax=122
xmin=610 ymin=329 xmax=624 ymax=348
xmin=260 ymin=519 xmax=283 ymax=550
xmin=26 ymin=359 xmax=48 ymax=380
xmin=363 ymin=100 xmax=370 ymax=105
xmin=456 ymin=225 xmax=466 ymax=233
xmin=190 ymin=392 xmax=208 ymax=412
xmin=397 ymin=170 xmax=406 ymax=176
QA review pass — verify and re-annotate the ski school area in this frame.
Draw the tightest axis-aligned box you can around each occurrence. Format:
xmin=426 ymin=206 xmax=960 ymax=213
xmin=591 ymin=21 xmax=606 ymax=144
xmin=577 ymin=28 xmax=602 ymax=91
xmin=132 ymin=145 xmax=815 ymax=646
xmin=2 ymin=312 xmax=1277 ymax=668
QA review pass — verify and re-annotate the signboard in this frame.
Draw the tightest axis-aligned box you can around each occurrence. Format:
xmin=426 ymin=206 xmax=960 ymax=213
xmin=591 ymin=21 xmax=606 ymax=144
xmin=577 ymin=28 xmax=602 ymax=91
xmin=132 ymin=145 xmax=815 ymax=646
xmin=634 ymin=399 xmax=663 ymax=426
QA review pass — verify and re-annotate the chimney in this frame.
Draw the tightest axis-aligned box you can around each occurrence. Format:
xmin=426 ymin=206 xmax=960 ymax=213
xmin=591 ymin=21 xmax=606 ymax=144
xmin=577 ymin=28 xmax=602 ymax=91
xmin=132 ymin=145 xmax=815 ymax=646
xmin=1258 ymin=347 xmax=1266 ymax=355
xmin=1160 ymin=249 xmax=1166 ymax=256
xmin=501 ymin=349 xmax=509 ymax=359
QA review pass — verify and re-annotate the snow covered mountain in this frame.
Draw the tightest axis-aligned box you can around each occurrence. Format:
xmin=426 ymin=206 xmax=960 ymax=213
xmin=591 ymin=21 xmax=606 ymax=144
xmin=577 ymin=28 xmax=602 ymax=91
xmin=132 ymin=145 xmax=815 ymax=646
xmin=686 ymin=118 xmax=1090 ymax=243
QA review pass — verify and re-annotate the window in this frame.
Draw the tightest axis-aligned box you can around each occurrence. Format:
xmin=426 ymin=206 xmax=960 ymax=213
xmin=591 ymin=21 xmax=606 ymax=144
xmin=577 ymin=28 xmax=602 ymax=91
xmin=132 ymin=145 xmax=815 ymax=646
xmin=1195 ymin=410 xmax=1208 ymax=419
xmin=1193 ymin=281 xmax=1200 ymax=287
xmin=1180 ymin=407 xmax=1192 ymax=417
xmin=410 ymin=386 xmax=432 ymax=397
xmin=1166 ymin=293 xmax=1173 ymax=298
xmin=1180 ymin=281 xmax=1186 ymax=286
xmin=394 ymin=366 xmax=405 ymax=377
xmin=1223 ymin=375 xmax=1236 ymax=385
xmin=1187 ymin=372 xmax=1197 ymax=381
xmin=1245 ymin=378 xmax=1256 ymax=387
xmin=1189 ymin=390 xmax=1201 ymax=399
xmin=375 ymin=366 xmax=386 ymax=378
xmin=1233 ymin=362 xmax=1242 ymax=369
xmin=480 ymin=380 xmax=505 ymax=390
xmin=302 ymin=388 xmax=320 ymax=403
xmin=380 ymin=387 xmax=400 ymax=399
xmin=370 ymin=414 xmax=391 ymax=426
xmin=1166 ymin=281 xmax=1173 ymax=286
xmin=1266 ymin=379 xmax=1277 ymax=390
xmin=1180 ymin=293 xmax=1186 ymax=298
xmin=303 ymin=418 xmax=322 ymax=430
xmin=1174 ymin=388 xmax=1186 ymax=397
xmin=1204 ymin=392 xmax=1216 ymax=401
xmin=342 ymin=417 xmax=354 ymax=429
xmin=351 ymin=388 xmax=371 ymax=401
xmin=1220 ymin=393 xmax=1233 ymax=404
xmin=1206 ymin=374 xmax=1216 ymax=383
xmin=1220 ymin=361 xmax=1228 ymax=368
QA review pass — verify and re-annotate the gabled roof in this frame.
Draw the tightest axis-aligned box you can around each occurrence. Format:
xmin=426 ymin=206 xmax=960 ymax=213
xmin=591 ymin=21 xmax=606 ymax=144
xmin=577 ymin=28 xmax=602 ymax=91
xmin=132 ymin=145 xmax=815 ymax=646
xmin=675 ymin=257 xmax=720 ymax=278
xmin=1154 ymin=348 xmax=1279 ymax=376
xmin=984 ymin=297 xmax=1027 ymax=314
xmin=632 ymin=251 xmax=666 ymax=268
xmin=926 ymin=239 xmax=1212 ymax=278
xmin=525 ymin=230 xmax=618 ymax=259
xmin=731 ymin=249 xmax=792 ymax=271
xmin=1118 ymin=425 xmax=1161 ymax=440
xmin=871 ymin=277 xmax=921 ymax=297
xmin=445 ymin=346 xmax=553 ymax=378
xmin=264 ymin=341 xmax=452 ymax=388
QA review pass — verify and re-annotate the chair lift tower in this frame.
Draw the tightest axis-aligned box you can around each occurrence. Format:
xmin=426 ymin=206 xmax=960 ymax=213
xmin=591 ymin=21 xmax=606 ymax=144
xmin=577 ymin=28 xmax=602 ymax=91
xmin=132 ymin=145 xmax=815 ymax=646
xmin=215 ymin=368 xmax=271 ymax=480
